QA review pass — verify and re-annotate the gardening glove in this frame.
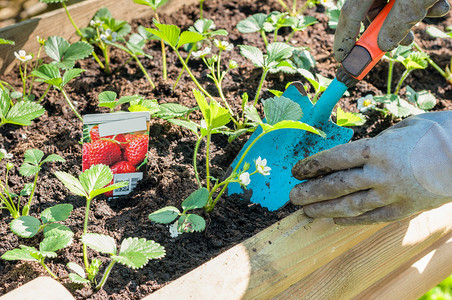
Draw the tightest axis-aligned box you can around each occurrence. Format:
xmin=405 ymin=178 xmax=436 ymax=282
xmin=333 ymin=0 xmax=451 ymax=62
xmin=289 ymin=111 xmax=452 ymax=225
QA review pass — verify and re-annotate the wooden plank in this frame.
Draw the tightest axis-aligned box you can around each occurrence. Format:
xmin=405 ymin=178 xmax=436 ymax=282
xmin=144 ymin=210 xmax=386 ymax=300
xmin=0 ymin=0 xmax=198 ymax=74
xmin=272 ymin=202 xmax=452 ymax=300
xmin=355 ymin=234 xmax=452 ymax=300
xmin=0 ymin=276 xmax=74 ymax=300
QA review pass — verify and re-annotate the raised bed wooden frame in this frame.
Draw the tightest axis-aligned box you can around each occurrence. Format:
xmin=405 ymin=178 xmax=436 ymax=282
xmin=1 ymin=1 xmax=452 ymax=299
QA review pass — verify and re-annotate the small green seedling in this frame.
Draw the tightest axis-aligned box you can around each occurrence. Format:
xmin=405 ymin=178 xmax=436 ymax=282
xmin=0 ymin=89 xmax=45 ymax=128
xmin=237 ymin=13 xmax=271 ymax=46
xmin=133 ymin=0 xmax=170 ymax=79
xmin=2 ymin=231 xmax=73 ymax=279
xmin=97 ymin=91 xmax=142 ymax=112
xmin=67 ymin=233 xmax=165 ymax=290
xmin=54 ymin=164 xmax=129 ymax=285
xmin=239 ymin=42 xmax=294 ymax=105
xmin=10 ymin=204 xmax=73 ymax=238
xmin=277 ymin=0 xmax=318 ymax=16
xmin=0 ymin=149 xmax=64 ymax=219
xmin=424 ymin=26 xmax=452 ymax=84
xmin=31 ymin=64 xmax=85 ymax=121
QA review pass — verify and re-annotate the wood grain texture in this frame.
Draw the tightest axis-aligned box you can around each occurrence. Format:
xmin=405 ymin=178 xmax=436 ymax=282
xmin=0 ymin=0 xmax=198 ymax=74
xmin=0 ymin=276 xmax=74 ymax=300
xmin=144 ymin=210 xmax=386 ymax=300
xmin=273 ymin=202 xmax=452 ymax=300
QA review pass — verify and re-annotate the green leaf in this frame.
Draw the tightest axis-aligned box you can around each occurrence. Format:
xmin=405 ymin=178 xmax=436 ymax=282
xmin=181 ymin=188 xmax=209 ymax=211
xmin=133 ymin=0 xmax=169 ymax=9
xmin=82 ymin=233 xmax=117 ymax=255
xmin=68 ymin=273 xmax=90 ymax=284
xmin=112 ymin=237 xmax=165 ymax=269
xmin=336 ymin=107 xmax=366 ymax=127
xmin=385 ymin=97 xmax=423 ymax=117
xmin=262 ymin=96 xmax=303 ymax=125
xmin=0 ymin=38 xmax=15 ymax=45
xmin=261 ymin=120 xmax=325 ymax=137
xmin=98 ymin=91 xmax=118 ymax=109
xmin=1 ymin=247 xmax=37 ymax=261
xmin=20 ymin=183 xmax=33 ymax=196
xmin=19 ymin=163 xmax=40 ymax=177
xmin=416 ymin=90 xmax=436 ymax=110
xmin=326 ymin=9 xmax=340 ymax=29
xmin=244 ymin=105 xmax=263 ymax=124
xmin=167 ymin=119 xmax=199 ymax=135
xmin=293 ymin=15 xmax=318 ymax=31
xmin=67 ymin=262 xmax=86 ymax=278
xmin=40 ymin=234 xmax=72 ymax=252
xmin=5 ymin=101 xmax=45 ymax=126
xmin=79 ymin=164 xmax=113 ymax=197
xmin=177 ymin=214 xmax=205 ymax=233
xmin=154 ymin=103 xmax=193 ymax=119
xmin=24 ymin=149 xmax=44 ymax=165
xmin=89 ymin=181 xmax=129 ymax=199
xmin=239 ymin=45 xmax=264 ymax=68
xmin=41 ymin=154 xmax=65 ymax=164
xmin=177 ymin=31 xmax=204 ymax=48
xmin=147 ymin=22 xmax=180 ymax=48
xmin=293 ymin=49 xmax=316 ymax=70
xmin=10 ymin=216 xmax=41 ymax=238
xmin=266 ymin=42 xmax=293 ymax=67
xmin=43 ymin=223 xmax=73 ymax=238
xmin=401 ymin=52 xmax=429 ymax=71
xmin=41 ymin=204 xmax=73 ymax=224
xmin=148 ymin=206 xmax=180 ymax=223
xmin=209 ymin=101 xmax=230 ymax=129
xmin=63 ymin=41 xmax=93 ymax=62
xmin=31 ymin=64 xmax=61 ymax=83
xmin=405 ymin=85 xmax=417 ymax=103
xmin=62 ymin=68 xmax=84 ymax=87
xmin=236 ymin=13 xmax=268 ymax=33
xmin=426 ymin=26 xmax=450 ymax=38
xmin=54 ymin=171 xmax=87 ymax=198
xmin=193 ymin=89 xmax=210 ymax=123
xmin=0 ymin=90 xmax=11 ymax=119
xmin=45 ymin=36 xmax=70 ymax=62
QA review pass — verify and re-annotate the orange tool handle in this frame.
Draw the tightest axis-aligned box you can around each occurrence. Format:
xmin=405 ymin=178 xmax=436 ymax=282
xmin=340 ymin=0 xmax=396 ymax=80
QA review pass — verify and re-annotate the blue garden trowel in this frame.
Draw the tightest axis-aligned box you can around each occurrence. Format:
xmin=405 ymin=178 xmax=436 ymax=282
xmin=227 ymin=0 xmax=396 ymax=210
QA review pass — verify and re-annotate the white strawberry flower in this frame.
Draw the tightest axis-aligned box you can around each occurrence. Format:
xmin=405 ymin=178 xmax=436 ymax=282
xmin=14 ymin=50 xmax=32 ymax=62
xmin=100 ymin=29 xmax=117 ymax=42
xmin=214 ymin=39 xmax=233 ymax=51
xmin=255 ymin=156 xmax=271 ymax=176
xmin=239 ymin=172 xmax=251 ymax=186
xmin=192 ymin=47 xmax=211 ymax=58
xmin=357 ymin=94 xmax=376 ymax=112
xmin=90 ymin=19 xmax=104 ymax=27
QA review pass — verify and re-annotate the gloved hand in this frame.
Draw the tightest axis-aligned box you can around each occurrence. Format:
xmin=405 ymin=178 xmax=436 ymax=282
xmin=289 ymin=111 xmax=452 ymax=225
xmin=333 ymin=0 xmax=451 ymax=62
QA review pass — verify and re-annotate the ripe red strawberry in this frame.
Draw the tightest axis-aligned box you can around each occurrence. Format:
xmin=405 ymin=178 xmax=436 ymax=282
xmin=86 ymin=140 xmax=122 ymax=166
xmin=90 ymin=125 xmax=100 ymax=142
xmin=104 ymin=161 xmax=136 ymax=197
xmin=90 ymin=126 xmax=127 ymax=148
xmin=124 ymin=135 xmax=149 ymax=166
xmin=82 ymin=143 xmax=92 ymax=171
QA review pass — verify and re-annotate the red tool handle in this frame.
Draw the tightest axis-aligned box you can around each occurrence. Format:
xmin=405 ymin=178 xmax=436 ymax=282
xmin=340 ymin=0 xmax=396 ymax=81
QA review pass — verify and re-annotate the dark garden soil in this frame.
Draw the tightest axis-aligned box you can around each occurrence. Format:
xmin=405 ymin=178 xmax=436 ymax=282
xmin=0 ymin=0 xmax=451 ymax=299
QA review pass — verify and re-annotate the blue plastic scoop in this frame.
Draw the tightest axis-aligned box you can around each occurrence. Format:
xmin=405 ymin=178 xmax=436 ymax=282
xmin=226 ymin=0 xmax=396 ymax=210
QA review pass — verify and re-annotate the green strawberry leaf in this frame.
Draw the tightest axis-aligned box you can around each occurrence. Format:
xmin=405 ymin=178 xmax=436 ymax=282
xmin=5 ymin=101 xmax=45 ymax=126
xmin=239 ymin=45 xmax=264 ymax=68
xmin=67 ymin=262 xmax=86 ymax=278
xmin=147 ymin=22 xmax=180 ymax=48
xmin=262 ymin=96 xmax=303 ymax=125
xmin=111 ymin=237 xmax=165 ymax=269
xmin=89 ymin=181 xmax=129 ymax=199
xmin=261 ymin=120 xmax=325 ymax=137
xmin=24 ymin=148 xmax=44 ymax=165
xmin=167 ymin=119 xmax=199 ymax=136
xmin=45 ymin=36 xmax=70 ymax=62
xmin=0 ymin=38 xmax=15 ymax=45
xmin=133 ymin=0 xmax=169 ymax=9
xmin=155 ymin=103 xmax=194 ymax=119
xmin=79 ymin=164 xmax=113 ymax=197
xmin=19 ymin=163 xmax=41 ymax=177
xmin=236 ymin=13 xmax=268 ymax=33
xmin=98 ymin=91 xmax=118 ymax=109
xmin=177 ymin=214 xmax=206 ymax=233
xmin=54 ymin=171 xmax=87 ymax=198
xmin=82 ymin=233 xmax=117 ymax=255
xmin=43 ymin=223 xmax=73 ymax=238
xmin=41 ymin=154 xmax=65 ymax=164
xmin=41 ymin=204 xmax=73 ymax=224
xmin=10 ymin=216 xmax=41 ymax=238
xmin=1 ymin=247 xmax=37 ymax=261
xmin=40 ymin=234 xmax=72 ymax=252
xmin=62 ymin=68 xmax=85 ymax=87
xmin=149 ymin=206 xmax=180 ymax=224
xmin=68 ymin=273 xmax=90 ymax=284
xmin=0 ymin=90 xmax=11 ymax=119
xmin=181 ymin=188 xmax=209 ymax=211
xmin=336 ymin=106 xmax=366 ymax=127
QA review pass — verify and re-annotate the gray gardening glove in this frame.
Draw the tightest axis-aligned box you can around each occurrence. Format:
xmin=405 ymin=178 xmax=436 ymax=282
xmin=334 ymin=0 xmax=451 ymax=62
xmin=289 ymin=111 xmax=452 ymax=225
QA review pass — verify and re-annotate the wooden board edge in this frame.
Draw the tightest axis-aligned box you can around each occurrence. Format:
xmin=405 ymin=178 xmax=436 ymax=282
xmin=0 ymin=276 xmax=74 ymax=300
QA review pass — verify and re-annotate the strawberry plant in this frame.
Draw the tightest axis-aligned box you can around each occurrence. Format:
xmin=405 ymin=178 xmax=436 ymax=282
xmin=0 ymin=149 xmax=64 ymax=219
xmin=149 ymin=89 xmax=324 ymax=235
xmin=277 ymin=0 xmax=318 ymax=16
xmin=0 ymin=89 xmax=45 ymax=128
xmin=422 ymin=25 xmax=452 ymax=84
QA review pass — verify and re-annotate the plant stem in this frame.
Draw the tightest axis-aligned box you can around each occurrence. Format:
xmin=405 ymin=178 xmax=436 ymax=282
xmin=260 ymin=30 xmax=269 ymax=47
xmin=277 ymin=0 xmax=290 ymax=13
xmin=199 ymin=0 xmax=204 ymax=19
xmin=205 ymin=132 xmax=211 ymax=191
xmin=173 ymin=47 xmax=194 ymax=89
xmin=62 ymin=2 xmax=104 ymax=69
xmin=41 ymin=260 xmax=58 ymax=279
xmin=134 ymin=56 xmax=156 ymax=88
xmin=413 ymin=42 xmax=451 ymax=83
xmin=193 ymin=137 xmax=203 ymax=188
xmin=253 ymin=68 xmax=269 ymax=106
xmin=394 ymin=69 xmax=410 ymax=95
xmin=387 ymin=59 xmax=394 ymax=94
xmin=83 ymin=199 xmax=92 ymax=270
xmin=154 ymin=12 xmax=167 ymax=80
xmin=38 ymin=86 xmax=51 ymax=102
xmin=61 ymin=89 xmax=83 ymax=121
xmin=22 ymin=62 xmax=28 ymax=95
xmin=286 ymin=30 xmax=296 ymax=43
xmin=102 ymin=47 xmax=111 ymax=74
xmin=274 ymin=27 xmax=280 ymax=43
xmin=174 ymin=50 xmax=216 ymax=101
xmin=22 ymin=169 xmax=40 ymax=216
xmin=292 ymin=0 xmax=297 ymax=15
xmin=95 ymin=261 xmax=116 ymax=290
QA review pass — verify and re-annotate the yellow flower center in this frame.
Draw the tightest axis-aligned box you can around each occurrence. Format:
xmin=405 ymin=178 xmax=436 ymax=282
xmin=363 ymin=99 xmax=372 ymax=107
